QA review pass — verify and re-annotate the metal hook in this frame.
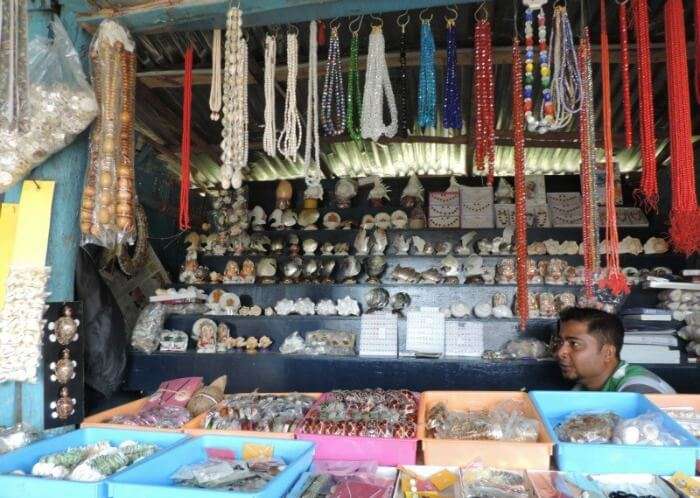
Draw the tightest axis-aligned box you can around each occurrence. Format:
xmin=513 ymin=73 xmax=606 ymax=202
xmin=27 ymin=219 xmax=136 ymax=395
xmin=419 ymin=8 xmax=433 ymax=23
xmin=614 ymin=0 xmax=629 ymax=4
xmin=445 ymin=5 xmax=458 ymax=24
xmin=397 ymin=10 xmax=410 ymax=31
xmin=349 ymin=14 xmax=363 ymax=35
xmin=370 ymin=13 xmax=383 ymax=28
xmin=329 ymin=17 xmax=340 ymax=30
xmin=474 ymin=2 xmax=488 ymax=21
xmin=287 ymin=24 xmax=299 ymax=36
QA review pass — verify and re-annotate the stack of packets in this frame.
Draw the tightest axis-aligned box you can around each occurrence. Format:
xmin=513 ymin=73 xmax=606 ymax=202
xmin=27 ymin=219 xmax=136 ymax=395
xmin=171 ymin=442 xmax=286 ymax=493
xmin=398 ymin=466 xmax=462 ymax=498
xmin=294 ymin=461 xmax=396 ymax=498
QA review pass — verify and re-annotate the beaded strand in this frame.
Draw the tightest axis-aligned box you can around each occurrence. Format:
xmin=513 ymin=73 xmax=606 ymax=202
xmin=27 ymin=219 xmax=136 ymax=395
xmin=320 ymin=25 xmax=345 ymax=136
xmin=443 ymin=18 xmax=462 ymax=130
xmin=346 ymin=30 xmax=363 ymax=143
xmin=417 ymin=19 xmax=436 ymax=128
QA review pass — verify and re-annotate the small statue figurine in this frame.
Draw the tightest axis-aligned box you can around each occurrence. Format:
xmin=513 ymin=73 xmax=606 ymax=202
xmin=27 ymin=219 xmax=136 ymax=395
xmin=276 ymin=180 xmax=293 ymax=210
xmin=245 ymin=336 xmax=259 ymax=353
xmin=538 ymin=292 xmax=557 ymax=318
xmin=49 ymin=349 xmax=77 ymax=384
xmin=527 ymin=259 xmax=543 ymax=284
xmin=334 ymin=178 xmax=357 ymax=209
xmin=545 ymin=258 xmax=567 ymax=285
xmin=240 ymin=259 xmax=256 ymax=283
xmin=50 ymin=387 xmax=76 ymax=420
xmin=48 ymin=306 xmax=80 ymax=345
xmin=222 ymin=260 xmax=240 ymax=284
xmin=216 ymin=324 xmax=231 ymax=352
xmin=495 ymin=259 xmax=516 ymax=284
xmin=197 ymin=322 xmax=217 ymax=353
xmin=401 ymin=175 xmax=425 ymax=208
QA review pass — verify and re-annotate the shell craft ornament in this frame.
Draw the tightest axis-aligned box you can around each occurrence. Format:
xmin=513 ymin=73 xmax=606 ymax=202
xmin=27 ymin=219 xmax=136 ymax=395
xmin=187 ymin=375 xmax=227 ymax=417
xmin=401 ymin=175 xmax=425 ymax=208
xmin=50 ymin=349 xmax=77 ymax=385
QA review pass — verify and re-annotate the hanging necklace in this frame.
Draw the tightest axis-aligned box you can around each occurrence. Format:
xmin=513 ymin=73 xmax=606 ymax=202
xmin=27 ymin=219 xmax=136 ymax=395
xmin=278 ymin=27 xmax=302 ymax=162
xmin=304 ymin=20 xmax=322 ymax=190
xmin=346 ymin=16 xmax=363 ymax=144
xmin=618 ymin=1 xmax=632 ymax=149
xmin=361 ymin=19 xmax=398 ymax=141
xmin=220 ymin=6 xmax=248 ymax=190
xmin=417 ymin=10 xmax=436 ymax=128
xmin=262 ymin=32 xmax=277 ymax=156
xmin=523 ymin=2 xmax=553 ymax=133
xmin=443 ymin=6 xmax=461 ymax=130
xmin=473 ymin=6 xmax=495 ymax=185
xmin=321 ymin=22 xmax=345 ymax=136
xmin=397 ymin=11 xmax=410 ymax=138
xmin=546 ymin=4 xmax=580 ymax=131
xmin=209 ymin=29 xmax=222 ymax=121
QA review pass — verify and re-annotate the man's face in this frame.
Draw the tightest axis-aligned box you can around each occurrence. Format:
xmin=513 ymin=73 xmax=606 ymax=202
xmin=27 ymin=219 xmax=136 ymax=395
xmin=554 ymin=320 xmax=614 ymax=382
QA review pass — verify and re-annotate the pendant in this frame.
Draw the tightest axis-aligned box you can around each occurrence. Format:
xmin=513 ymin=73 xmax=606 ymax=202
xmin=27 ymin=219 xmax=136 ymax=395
xmin=50 ymin=387 xmax=76 ymax=420
xmin=48 ymin=306 xmax=80 ymax=345
xmin=50 ymin=349 xmax=77 ymax=385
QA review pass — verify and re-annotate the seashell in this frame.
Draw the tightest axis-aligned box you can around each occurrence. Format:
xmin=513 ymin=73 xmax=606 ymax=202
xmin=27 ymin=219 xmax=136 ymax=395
xmin=334 ymin=242 xmax=349 ymax=255
xmin=619 ymin=236 xmax=644 ymax=256
xmin=274 ymin=299 xmax=295 ymax=315
xmin=391 ymin=292 xmax=411 ymax=312
xmin=257 ymin=258 xmax=277 ymax=278
xmin=323 ymin=212 xmax=342 ymax=229
xmin=441 ymin=255 xmax=461 ymax=276
xmin=340 ymin=256 xmax=362 ymax=281
xmin=361 ymin=214 xmax=375 ymax=230
xmin=298 ymin=209 xmax=320 ymax=227
xmin=392 ymin=235 xmax=411 ymax=255
xmin=492 ymin=292 xmax=509 ymax=307
xmin=391 ymin=210 xmax=408 ymax=228
xmin=320 ymin=242 xmax=334 ymax=255
xmin=365 ymin=287 xmax=390 ymax=312
xmin=464 ymin=255 xmax=484 ymax=276
xmin=473 ymin=302 xmax=493 ymax=319
xmin=336 ymin=296 xmax=361 ymax=316
xmin=219 ymin=293 xmax=241 ymax=313
xmin=249 ymin=234 xmax=270 ymax=253
xmin=420 ymin=268 xmax=444 ymax=284
xmin=269 ymin=208 xmax=284 ymax=228
xmin=354 ymin=229 xmax=371 ymax=255
xmin=435 ymin=241 xmax=453 ymax=256
xmin=644 ymin=237 xmax=669 ymax=255
xmin=258 ymin=336 xmax=273 ymax=349
xmin=365 ymin=255 xmax=387 ymax=279
xmin=543 ymin=238 xmax=562 ymax=255
xmin=411 ymin=236 xmax=427 ymax=254
xmin=280 ymin=332 xmax=305 ymax=354
xmin=492 ymin=305 xmax=513 ymax=319
xmin=302 ymin=238 xmax=318 ymax=255
xmin=495 ymin=178 xmax=515 ymax=203
xmin=450 ymin=302 xmax=470 ymax=318
xmin=375 ymin=212 xmax=391 ymax=230
xmin=192 ymin=318 xmax=217 ymax=339
xmin=282 ymin=210 xmax=298 ymax=228
xmin=207 ymin=289 xmax=225 ymax=311
xmin=248 ymin=305 xmax=262 ymax=317
xmin=560 ymin=241 xmax=579 ymax=255
xmin=319 ymin=259 xmax=336 ymax=281
xmin=440 ymin=307 xmax=452 ymax=317
xmin=303 ymin=259 xmax=319 ymax=279
xmin=264 ymin=307 xmax=275 ymax=316
xmin=391 ymin=265 xmax=421 ymax=283
xmin=401 ymin=175 xmax=425 ymax=207
xmin=482 ymin=267 xmax=496 ymax=284
xmin=187 ymin=375 xmax=227 ymax=417
xmin=455 ymin=232 xmax=477 ymax=255
xmin=371 ymin=229 xmax=388 ymax=255
xmin=294 ymin=297 xmax=316 ymax=315
xmin=476 ymin=238 xmax=492 ymax=255
xmin=335 ymin=178 xmax=357 ymax=208
xmin=316 ymin=299 xmax=337 ymax=316
xmin=250 ymin=206 xmax=267 ymax=226
xmin=283 ymin=258 xmax=303 ymax=279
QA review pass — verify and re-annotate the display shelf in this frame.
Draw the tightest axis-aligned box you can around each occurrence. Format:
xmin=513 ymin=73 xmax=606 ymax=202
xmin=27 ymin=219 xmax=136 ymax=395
xmin=124 ymin=351 xmax=699 ymax=395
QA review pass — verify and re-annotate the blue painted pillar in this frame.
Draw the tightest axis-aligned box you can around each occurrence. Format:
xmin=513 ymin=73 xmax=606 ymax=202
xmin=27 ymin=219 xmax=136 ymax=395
xmin=0 ymin=0 xmax=92 ymax=428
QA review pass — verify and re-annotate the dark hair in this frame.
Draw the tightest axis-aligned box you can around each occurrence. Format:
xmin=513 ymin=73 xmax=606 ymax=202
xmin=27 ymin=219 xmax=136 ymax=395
xmin=558 ymin=307 xmax=624 ymax=358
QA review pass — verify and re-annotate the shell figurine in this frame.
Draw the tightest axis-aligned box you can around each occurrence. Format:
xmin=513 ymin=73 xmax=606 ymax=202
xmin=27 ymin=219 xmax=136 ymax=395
xmin=392 ymin=235 xmax=411 ymax=255
xmin=48 ymin=307 xmax=80 ymax=345
xmin=353 ymin=229 xmax=371 ymax=255
xmin=371 ymin=229 xmax=388 ymax=255
xmin=50 ymin=349 xmax=77 ymax=384
xmin=50 ymin=387 xmax=76 ymax=420
xmin=392 ymin=266 xmax=421 ymax=284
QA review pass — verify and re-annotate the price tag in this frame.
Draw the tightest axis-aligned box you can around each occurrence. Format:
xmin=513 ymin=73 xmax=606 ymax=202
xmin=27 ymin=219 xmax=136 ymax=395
xmin=445 ymin=321 xmax=484 ymax=357
xmin=360 ymin=312 xmax=398 ymax=357
xmin=406 ymin=308 xmax=445 ymax=355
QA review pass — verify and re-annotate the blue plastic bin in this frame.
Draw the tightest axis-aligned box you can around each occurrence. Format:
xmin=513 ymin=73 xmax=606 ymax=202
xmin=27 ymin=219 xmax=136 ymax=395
xmin=107 ymin=435 xmax=314 ymax=498
xmin=0 ymin=427 xmax=186 ymax=498
xmin=287 ymin=470 xmax=314 ymax=498
xmin=529 ymin=391 xmax=699 ymax=474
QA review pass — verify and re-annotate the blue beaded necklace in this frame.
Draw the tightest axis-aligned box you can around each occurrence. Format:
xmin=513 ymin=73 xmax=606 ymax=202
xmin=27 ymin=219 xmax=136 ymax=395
xmin=442 ymin=8 xmax=461 ymax=130
xmin=417 ymin=10 xmax=436 ymax=128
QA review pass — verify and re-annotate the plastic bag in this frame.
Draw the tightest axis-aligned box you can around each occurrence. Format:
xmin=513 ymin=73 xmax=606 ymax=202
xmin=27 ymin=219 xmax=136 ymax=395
xmin=0 ymin=16 xmax=97 ymax=191
xmin=483 ymin=338 xmax=548 ymax=360
xmin=612 ymin=412 xmax=682 ymax=446
xmin=555 ymin=411 xmax=620 ymax=443
xmin=204 ymin=393 xmax=316 ymax=433
xmin=0 ymin=0 xmax=30 ymax=132
xmin=460 ymin=459 xmax=528 ymax=498
xmin=130 ymin=303 xmax=168 ymax=353
xmin=0 ymin=423 xmax=41 ymax=454
xmin=79 ymin=19 xmax=137 ymax=248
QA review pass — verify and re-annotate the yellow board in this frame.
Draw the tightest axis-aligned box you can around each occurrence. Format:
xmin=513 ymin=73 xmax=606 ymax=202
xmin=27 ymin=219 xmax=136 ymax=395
xmin=0 ymin=203 xmax=19 ymax=308
xmin=10 ymin=181 xmax=55 ymax=267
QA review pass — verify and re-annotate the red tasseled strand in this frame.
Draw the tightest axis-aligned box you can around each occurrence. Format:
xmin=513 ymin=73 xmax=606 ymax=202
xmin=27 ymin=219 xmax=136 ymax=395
xmin=619 ymin=1 xmax=633 ymax=150
xmin=512 ymin=38 xmax=529 ymax=332
xmin=665 ymin=0 xmax=700 ymax=256
xmin=695 ymin=0 xmax=700 ymax=104
xmin=632 ymin=0 xmax=658 ymax=211
xmin=179 ymin=46 xmax=193 ymax=231
xmin=317 ymin=20 xmax=326 ymax=47
xmin=474 ymin=18 xmax=495 ymax=186
xmin=598 ymin=0 xmax=629 ymax=295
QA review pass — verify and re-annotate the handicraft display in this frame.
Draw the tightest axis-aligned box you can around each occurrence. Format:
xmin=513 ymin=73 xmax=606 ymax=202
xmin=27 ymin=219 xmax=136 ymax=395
xmin=203 ymin=393 xmax=316 ymax=432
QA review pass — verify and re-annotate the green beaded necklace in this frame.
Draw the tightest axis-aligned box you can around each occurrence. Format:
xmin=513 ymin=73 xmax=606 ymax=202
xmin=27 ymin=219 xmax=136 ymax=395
xmin=346 ymin=32 xmax=363 ymax=143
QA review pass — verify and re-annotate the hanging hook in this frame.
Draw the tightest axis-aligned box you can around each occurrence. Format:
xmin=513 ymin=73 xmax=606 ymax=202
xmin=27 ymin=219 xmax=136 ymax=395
xmin=445 ymin=5 xmax=458 ymax=24
xmin=397 ymin=10 xmax=410 ymax=32
xmin=614 ymin=0 xmax=629 ymax=4
xmin=329 ymin=17 xmax=340 ymax=30
xmin=370 ymin=13 xmax=383 ymax=28
xmin=419 ymin=8 xmax=433 ymax=23
xmin=349 ymin=14 xmax=363 ymax=35
xmin=474 ymin=2 xmax=489 ymax=21
xmin=287 ymin=23 xmax=299 ymax=36
xmin=513 ymin=0 xmax=519 ymax=38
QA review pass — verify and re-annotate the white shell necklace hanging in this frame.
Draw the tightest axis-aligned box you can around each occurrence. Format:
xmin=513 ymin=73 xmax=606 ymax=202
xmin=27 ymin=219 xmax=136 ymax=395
xmin=262 ymin=32 xmax=277 ymax=157
xmin=361 ymin=22 xmax=398 ymax=141
xmin=303 ymin=21 xmax=322 ymax=193
xmin=209 ymin=29 xmax=222 ymax=121
xmin=220 ymin=6 xmax=248 ymax=190
xmin=278 ymin=27 xmax=302 ymax=161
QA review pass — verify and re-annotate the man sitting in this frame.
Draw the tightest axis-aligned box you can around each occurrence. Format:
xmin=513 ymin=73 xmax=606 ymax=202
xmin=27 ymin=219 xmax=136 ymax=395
xmin=554 ymin=307 xmax=675 ymax=393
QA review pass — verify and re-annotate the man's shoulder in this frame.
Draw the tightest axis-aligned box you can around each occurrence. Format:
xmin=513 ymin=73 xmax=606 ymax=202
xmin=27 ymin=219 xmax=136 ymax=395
xmin=616 ymin=363 xmax=676 ymax=394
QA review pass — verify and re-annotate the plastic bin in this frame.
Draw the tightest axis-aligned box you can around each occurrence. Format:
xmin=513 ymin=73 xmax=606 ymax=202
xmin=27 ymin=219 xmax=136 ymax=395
xmin=288 ymin=466 xmax=397 ymax=498
xmin=0 ymin=428 xmax=186 ymax=498
xmin=647 ymin=393 xmax=700 ymax=473
xmin=295 ymin=393 xmax=419 ymax=466
xmin=107 ymin=435 xmax=314 ymax=498
xmin=81 ymin=397 xmax=187 ymax=432
xmin=529 ymin=391 xmax=699 ymax=474
xmin=418 ymin=391 xmax=553 ymax=469
xmin=183 ymin=392 xmax=321 ymax=439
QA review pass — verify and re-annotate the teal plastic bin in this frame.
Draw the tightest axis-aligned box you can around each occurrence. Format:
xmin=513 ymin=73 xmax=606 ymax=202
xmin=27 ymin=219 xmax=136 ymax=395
xmin=529 ymin=391 xmax=699 ymax=474
xmin=107 ymin=435 xmax=314 ymax=498
xmin=0 ymin=427 xmax=186 ymax=498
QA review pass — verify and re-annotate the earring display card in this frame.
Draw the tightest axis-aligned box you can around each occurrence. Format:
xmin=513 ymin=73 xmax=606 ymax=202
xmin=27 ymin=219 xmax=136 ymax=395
xmin=444 ymin=321 xmax=484 ymax=357
xmin=406 ymin=308 xmax=445 ymax=355
xmin=459 ymin=186 xmax=494 ymax=228
xmin=594 ymin=162 xmax=623 ymax=206
xmin=547 ymin=193 xmax=583 ymax=227
xmin=495 ymin=204 xmax=551 ymax=228
xmin=428 ymin=191 xmax=461 ymax=228
xmin=42 ymin=301 xmax=84 ymax=429
xmin=598 ymin=206 xmax=649 ymax=227
xmin=359 ymin=312 xmax=398 ymax=357
xmin=525 ymin=175 xmax=547 ymax=205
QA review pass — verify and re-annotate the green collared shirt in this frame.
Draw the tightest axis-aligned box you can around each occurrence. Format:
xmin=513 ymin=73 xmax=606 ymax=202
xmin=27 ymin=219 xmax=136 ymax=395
xmin=574 ymin=361 xmax=676 ymax=394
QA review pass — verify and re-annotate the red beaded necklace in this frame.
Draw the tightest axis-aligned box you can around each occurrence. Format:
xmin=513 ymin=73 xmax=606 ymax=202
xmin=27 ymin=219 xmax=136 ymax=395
xmin=179 ymin=46 xmax=193 ymax=231
xmin=473 ymin=15 xmax=495 ymax=186
xmin=618 ymin=1 xmax=632 ymax=150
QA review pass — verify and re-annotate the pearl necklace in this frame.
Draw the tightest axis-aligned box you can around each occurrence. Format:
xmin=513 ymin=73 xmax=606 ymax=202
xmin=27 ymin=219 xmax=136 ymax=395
xmin=209 ymin=29 xmax=222 ymax=121
xmin=361 ymin=26 xmax=398 ymax=141
xmin=321 ymin=26 xmax=345 ymax=136
xmin=262 ymin=32 xmax=277 ymax=156
xmin=304 ymin=21 xmax=322 ymax=189
xmin=220 ymin=7 xmax=248 ymax=189
xmin=278 ymin=29 xmax=302 ymax=162
xmin=546 ymin=4 xmax=581 ymax=131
